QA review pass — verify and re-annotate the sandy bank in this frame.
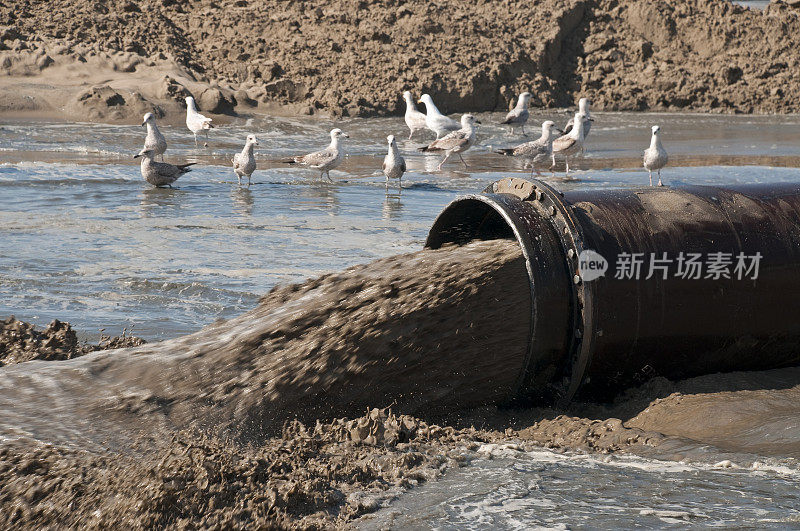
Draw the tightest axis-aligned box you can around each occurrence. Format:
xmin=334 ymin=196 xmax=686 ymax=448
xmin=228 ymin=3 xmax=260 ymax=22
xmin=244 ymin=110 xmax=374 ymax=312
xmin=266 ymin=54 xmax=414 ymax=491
xmin=1 ymin=0 xmax=799 ymax=124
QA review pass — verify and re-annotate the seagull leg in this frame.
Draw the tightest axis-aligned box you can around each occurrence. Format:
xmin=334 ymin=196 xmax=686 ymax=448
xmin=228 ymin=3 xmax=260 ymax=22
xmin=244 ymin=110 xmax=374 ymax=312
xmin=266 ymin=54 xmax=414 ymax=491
xmin=437 ymin=152 xmax=452 ymax=171
xmin=458 ymin=153 xmax=468 ymax=168
xmin=649 ymin=170 xmax=653 ymax=186
xmin=521 ymin=124 xmax=526 ymax=137
xmin=657 ymin=169 xmax=663 ymax=187
xmin=194 ymin=134 xmax=198 ymax=147
xmin=565 ymin=157 xmax=570 ymax=177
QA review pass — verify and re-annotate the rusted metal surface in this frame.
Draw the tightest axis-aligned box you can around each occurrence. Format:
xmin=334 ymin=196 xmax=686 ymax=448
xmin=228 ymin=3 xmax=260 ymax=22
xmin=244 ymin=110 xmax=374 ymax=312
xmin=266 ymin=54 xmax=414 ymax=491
xmin=426 ymin=178 xmax=800 ymax=403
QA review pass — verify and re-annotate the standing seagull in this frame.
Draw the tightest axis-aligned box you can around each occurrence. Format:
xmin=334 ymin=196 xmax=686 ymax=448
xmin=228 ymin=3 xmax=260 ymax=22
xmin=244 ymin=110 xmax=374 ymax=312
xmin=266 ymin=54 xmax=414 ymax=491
xmin=134 ymin=149 xmax=195 ymax=187
xmin=500 ymin=92 xmax=532 ymax=136
xmin=562 ymin=98 xmax=593 ymax=139
xmin=141 ymin=112 xmax=167 ymax=162
xmin=402 ymin=91 xmax=428 ymax=140
xmin=494 ymin=120 xmax=563 ymax=176
xmin=185 ymin=96 xmax=213 ymax=147
xmin=382 ymin=135 xmax=406 ymax=182
xmin=643 ymin=125 xmax=668 ymax=186
xmin=418 ymin=114 xmax=479 ymax=171
xmin=552 ymin=111 xmax=592 ymax=176
xmin=417 ymin=94 xmax=460 ymax=139
xmin=232 ymin=134 xmax=259 ymax=186
xmin=283 ymin=128 xmax=349 ymax=181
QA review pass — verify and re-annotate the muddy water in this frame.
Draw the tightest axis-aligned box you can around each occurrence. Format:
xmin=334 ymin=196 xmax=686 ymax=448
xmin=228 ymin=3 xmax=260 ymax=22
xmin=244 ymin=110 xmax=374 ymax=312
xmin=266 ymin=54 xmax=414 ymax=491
xmin=0 ymin=239 xmax=530 ymax=450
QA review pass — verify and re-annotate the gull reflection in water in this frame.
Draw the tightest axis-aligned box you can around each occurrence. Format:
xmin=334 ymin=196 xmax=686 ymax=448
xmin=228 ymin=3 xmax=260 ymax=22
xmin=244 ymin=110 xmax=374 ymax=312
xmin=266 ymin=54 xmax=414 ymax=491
xmin=383 ymin=184 xmax=403 ymax=220
xmin=138 ymin=186 xmax=188 ymax=218
xmin=231 ymin=186 xmax=254 ymax=216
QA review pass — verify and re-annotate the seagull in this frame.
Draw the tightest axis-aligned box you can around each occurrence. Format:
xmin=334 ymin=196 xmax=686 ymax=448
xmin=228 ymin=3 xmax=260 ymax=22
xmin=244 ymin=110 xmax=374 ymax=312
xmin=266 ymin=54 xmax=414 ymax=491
xmin=494 ymin=120 xmax=563 ymax=176
xmin=402 ymin=91 xmax=427 ymax=140
xmin=417 ymin=94 xmax=460 ymax=139
xmin=644 ymin=125 xmax=668 ymax=186
xmin=141 ymin=112 xmax=167 ymax=162
xmin=418 ymin=114 xmax=479 ymax=171
xmin=232 ymin=134 xmax=258 ymax=186
xmin=382 ymin=134 xmax=406 ymax=182
xmin=134 ymin=149 xmax=195 ymax=187
xmin=563 ymin=98 xmax=593 ymax=155
xmin=185 ymin=96 xmax=213 ymax=146
xmin=552 ymin=111 xmax=592 ymax=176
xmin=562 ymin=97 xmax=593 ymax=139
xmin=500 ymin=92 xmax=532 ymax=135
xmin=283 ymin=128 xmax=349 ymax=181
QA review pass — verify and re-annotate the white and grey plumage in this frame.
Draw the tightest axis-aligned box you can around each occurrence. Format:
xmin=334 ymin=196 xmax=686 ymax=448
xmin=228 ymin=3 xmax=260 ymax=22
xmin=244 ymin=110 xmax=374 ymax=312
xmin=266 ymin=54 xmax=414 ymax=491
xmin=134 ymin=149 xmax=194 ymax=187
xmin=500 ymin=92 xmax=532 ymax=135
xmin=495 ymin=120 xmax=563 ymax=176
xmin=644 ymin=125 xmax=668 ymax=186
xmin=185 ymin=96 xmax=214 ymax=146
xmin=417 ymin=94 xmax=460 ymax=139
xmin=418 ymin=114 xmax=479 ymax=171
xmin=284 ymin=128 xmax=349 ymax=181
xmin=382 ymin=134 xmax=406 ymax=182
xmin=552 ymin=111 xmax=591 ymax=176
xmin=562 ymin=97 xmax=593 ymax=139
xmin=403 ymin=91 xmax=427 ymax=140
xmin=141 ymin=112 xmax=167 ymax=162
xmin=232 ymin=134 xmax=258 ymax=186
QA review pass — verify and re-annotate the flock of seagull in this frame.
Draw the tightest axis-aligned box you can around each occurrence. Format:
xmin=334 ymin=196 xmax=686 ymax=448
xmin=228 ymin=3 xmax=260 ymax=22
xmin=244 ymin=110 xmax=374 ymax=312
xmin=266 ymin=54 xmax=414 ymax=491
xmin=134 ymin=93 xmax=669 ymax=188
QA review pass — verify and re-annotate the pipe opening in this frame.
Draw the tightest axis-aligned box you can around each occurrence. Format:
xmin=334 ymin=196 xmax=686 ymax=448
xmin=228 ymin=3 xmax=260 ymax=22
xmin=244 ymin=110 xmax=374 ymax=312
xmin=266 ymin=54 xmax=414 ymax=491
xmin=425 ymin=198 xmax=516 ymax=249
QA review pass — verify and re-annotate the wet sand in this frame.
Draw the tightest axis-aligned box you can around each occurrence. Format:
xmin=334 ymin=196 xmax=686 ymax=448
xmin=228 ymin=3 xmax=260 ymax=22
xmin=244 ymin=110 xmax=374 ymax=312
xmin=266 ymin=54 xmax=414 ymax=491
xmin=1 ymin=239 xmax=799 ymax=528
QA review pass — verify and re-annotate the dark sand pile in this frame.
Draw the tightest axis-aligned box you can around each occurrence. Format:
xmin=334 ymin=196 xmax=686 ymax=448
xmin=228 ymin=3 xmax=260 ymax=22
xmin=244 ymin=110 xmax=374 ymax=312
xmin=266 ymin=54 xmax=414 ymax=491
xmin=1 ymin=0 xmax=799 ymax=121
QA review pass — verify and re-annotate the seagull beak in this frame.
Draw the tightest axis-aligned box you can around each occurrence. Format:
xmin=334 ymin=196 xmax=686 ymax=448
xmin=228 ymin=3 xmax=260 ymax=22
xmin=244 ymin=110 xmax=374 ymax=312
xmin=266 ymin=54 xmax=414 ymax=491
xmin=475 ymin=120 xmax=482 ymax=124
xmin=141 ymin=121 xmax=146 ymax=127
xmin=554 ymin=128 xmax=564 ymax=135
xmin=343 ymin=133 xmax=350 ymax=138
xmin=417 ymin=99 xmax=423 ymax=104
xmin=133 ymin=153 xmax=141 ymax=159
xmin=588 ymin=117 xmax=595 ymax=122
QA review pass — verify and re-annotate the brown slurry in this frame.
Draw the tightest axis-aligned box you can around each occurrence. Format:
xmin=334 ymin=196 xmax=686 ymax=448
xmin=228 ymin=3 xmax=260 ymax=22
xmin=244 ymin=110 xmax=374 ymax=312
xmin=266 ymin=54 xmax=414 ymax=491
xmin=0 ymin=239 xmax=532 ymax=448
xmin=1 ymin=0 xmax=799 ymax=121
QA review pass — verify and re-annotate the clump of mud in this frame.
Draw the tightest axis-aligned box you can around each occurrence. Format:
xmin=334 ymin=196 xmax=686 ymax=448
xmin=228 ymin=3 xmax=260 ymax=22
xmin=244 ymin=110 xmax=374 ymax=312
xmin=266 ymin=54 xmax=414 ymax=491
xmin=0 ymin=408 xmax=483 ymax=529
xmin=0 ymin=316 xmax=145 ymax=367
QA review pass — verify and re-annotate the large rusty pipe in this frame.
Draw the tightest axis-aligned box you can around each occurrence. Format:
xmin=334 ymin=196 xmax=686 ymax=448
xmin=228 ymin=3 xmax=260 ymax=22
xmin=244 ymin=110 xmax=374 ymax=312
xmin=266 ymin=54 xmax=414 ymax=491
xmin=425 ymin=178 xmax=800 ymax=403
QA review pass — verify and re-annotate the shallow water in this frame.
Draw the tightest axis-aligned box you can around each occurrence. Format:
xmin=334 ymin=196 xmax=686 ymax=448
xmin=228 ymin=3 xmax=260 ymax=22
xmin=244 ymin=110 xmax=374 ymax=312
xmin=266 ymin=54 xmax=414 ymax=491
xmin=2 ymin=111 xmax=799 ymax=342
xmin=359 ymin=446 xmax=800 ymax=529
